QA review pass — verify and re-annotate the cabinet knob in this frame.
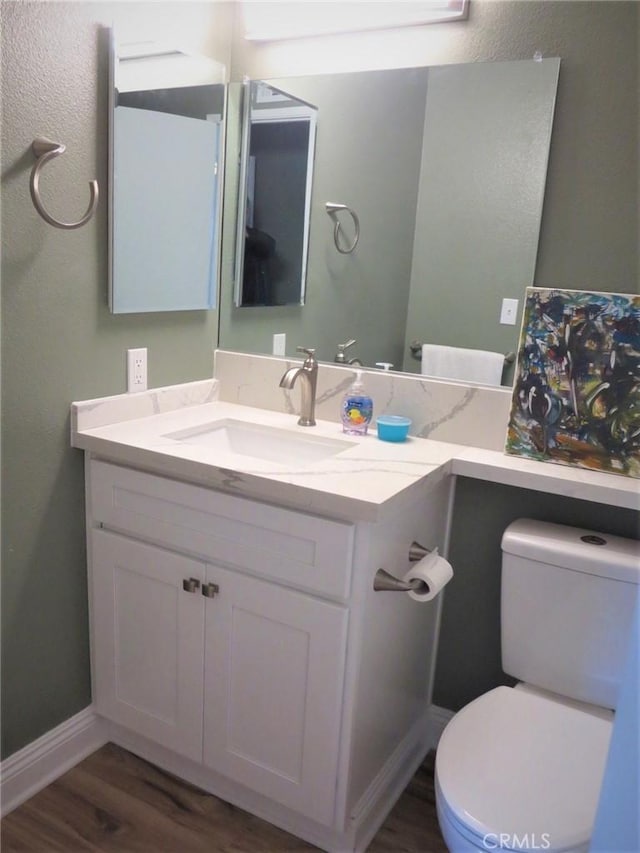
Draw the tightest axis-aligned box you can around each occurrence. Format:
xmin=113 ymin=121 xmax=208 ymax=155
xmin=202 ymin=582 xmax=219 ymax=598
xmin=182 ymin=577 xmax=201 ymax=593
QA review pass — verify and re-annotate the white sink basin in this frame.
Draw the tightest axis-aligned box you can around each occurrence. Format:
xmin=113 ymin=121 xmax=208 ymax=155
xmin=164 ymin=418 xmax=356 ymax=466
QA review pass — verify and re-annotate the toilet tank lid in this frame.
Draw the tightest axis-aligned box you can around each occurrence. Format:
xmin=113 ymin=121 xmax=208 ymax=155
xmin=501 ymin=519 xmax=640 ymax=584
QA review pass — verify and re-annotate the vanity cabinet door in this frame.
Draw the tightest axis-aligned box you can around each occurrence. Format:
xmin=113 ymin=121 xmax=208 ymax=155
xmin=90 ymin=530 xmax=205 ymax=762
xmin=202 ymin=564 xmax=349 ymax=827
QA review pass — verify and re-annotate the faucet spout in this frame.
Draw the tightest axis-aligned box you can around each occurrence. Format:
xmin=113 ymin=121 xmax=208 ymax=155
xmin=279 ymin=347 xmax=318 ymax=426
xmin=279 ymin=367 xmax=302 ymax=389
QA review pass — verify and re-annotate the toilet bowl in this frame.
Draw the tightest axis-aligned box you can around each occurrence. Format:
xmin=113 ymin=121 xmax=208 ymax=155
xmin=435 ymin=686 xmax=613 ymax=852
xmin=434 ymin=519 xmax=639 ymax=853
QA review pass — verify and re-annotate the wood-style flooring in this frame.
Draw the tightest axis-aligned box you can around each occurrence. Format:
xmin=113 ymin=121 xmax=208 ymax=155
xmin=1 ymin=743 xmax=447 ymax=853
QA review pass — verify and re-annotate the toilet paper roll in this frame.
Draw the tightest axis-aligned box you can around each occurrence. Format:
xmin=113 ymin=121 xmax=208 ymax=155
xmin=403 ymin=549 xmax=453 ymax=602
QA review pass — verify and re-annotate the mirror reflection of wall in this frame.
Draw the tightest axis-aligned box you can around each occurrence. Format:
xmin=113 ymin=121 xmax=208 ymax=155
xmin=403 ymin=58 xmax=559 ymax=376
xmin=235 ymin=82 xmax=318 ymax=308
xmin=219 ymin=59 xmax=559 ymax=384
xmin=109 ymin=34 xmax=226 ymax=313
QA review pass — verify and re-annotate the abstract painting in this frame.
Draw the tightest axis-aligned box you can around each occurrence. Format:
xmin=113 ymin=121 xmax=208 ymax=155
xmin=505 ymin=288 xmax=640 ymax=478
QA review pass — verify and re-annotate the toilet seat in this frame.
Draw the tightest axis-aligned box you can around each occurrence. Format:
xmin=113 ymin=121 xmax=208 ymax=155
xmin=435 ymin=686 xmax=613 ymax=852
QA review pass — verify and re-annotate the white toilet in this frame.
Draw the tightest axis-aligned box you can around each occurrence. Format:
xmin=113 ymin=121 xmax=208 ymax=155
xmin=435 ymin=518 xmax=639 ymax=853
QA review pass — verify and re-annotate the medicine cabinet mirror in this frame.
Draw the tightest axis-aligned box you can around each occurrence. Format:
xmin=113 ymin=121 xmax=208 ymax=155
xmin=234 ymin=80 xmax=318 ymax=308
xmin=108 ymin=30 xmax=226 ymax=313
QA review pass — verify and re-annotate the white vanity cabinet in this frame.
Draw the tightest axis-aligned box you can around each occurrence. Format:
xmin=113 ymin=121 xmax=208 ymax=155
xmin=84 ymin=457 xmax=450 ymax=851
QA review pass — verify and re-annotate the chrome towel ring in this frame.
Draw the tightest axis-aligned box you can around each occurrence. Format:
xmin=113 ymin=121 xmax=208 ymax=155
xmin=325 ymin=202 xmax=360 ymax=254
xmin=30 ymin=137 xmax=99 ymax=230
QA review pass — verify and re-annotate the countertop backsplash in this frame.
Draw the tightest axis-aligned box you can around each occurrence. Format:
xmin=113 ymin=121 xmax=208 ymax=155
xmin=214 ymin=350 xmax=512 ymax=452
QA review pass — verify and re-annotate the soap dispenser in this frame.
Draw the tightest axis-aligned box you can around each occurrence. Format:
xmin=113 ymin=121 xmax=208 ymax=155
xmin=341 ymin=370 xmax=373 ymax=435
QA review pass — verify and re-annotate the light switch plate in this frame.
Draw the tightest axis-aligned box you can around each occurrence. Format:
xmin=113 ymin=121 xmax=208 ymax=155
xmin=500 ymin=298 xmax=519 ymax=325
xmin=272 ymin=333 xmax=286 ymax=356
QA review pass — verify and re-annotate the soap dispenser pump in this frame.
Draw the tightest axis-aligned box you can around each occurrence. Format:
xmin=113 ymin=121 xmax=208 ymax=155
xmin=341 ymin=370 xmax=373 ymax=435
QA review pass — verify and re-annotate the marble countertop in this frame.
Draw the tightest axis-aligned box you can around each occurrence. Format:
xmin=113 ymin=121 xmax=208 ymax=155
xmin=72 ymin=397 xmax=459 ymax=521
xmin=71 ymin=381 xmax=639 ymax=522
xmin=451 ymin=446 xmax=638 ymax=511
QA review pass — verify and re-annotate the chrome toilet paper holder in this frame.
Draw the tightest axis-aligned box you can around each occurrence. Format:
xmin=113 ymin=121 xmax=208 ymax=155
xmin=373 ymin=541 xmax=431 ymax=592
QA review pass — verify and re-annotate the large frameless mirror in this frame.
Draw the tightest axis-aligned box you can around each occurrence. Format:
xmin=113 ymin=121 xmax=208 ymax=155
xmin=108 ymin=30 xmax=226 ymax=313
xmin=234 ymin=80 xmax=318 ymax=308
xmin=219 ymin=58 xmax=560 ymax=384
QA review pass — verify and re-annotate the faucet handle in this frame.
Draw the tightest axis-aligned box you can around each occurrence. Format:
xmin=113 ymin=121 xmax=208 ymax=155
xmin=334 ymin=339 xmax=357 ymax=363
xmin=296 ymin=346 xmax=317 ymax=360
xmin=337 ymin=339 xmax=356 ymax=352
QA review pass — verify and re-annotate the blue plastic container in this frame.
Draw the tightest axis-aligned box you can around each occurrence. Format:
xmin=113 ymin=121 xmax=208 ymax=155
xmin=376 ymin=415 xmax=412 ymax=442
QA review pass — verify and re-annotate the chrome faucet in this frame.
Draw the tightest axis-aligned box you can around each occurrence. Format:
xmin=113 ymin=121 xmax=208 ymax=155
xmin=279 ymin=346 xmax=318 ymax=426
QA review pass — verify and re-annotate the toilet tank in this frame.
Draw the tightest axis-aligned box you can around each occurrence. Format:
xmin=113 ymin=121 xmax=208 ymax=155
xmin=501 ymin=519 xmax=640 ymax=710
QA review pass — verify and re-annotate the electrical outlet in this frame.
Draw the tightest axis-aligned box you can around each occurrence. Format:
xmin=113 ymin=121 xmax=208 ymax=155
xmin=500 ymin=298 xmax=519 ymax=325
xmin=127 ymin=347 xmax=147 ymax=392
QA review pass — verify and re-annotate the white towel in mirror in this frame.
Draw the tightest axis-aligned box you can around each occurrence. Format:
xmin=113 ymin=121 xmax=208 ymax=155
xmin=421 ymin=344 xmax=504 ymax=386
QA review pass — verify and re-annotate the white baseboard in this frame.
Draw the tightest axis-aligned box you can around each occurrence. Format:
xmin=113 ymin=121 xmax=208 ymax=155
xmin=429 ymin=704 xmax=455 ymax=749
xmin=0 ymin=706 xmax=108 ymax=817
xmin=0 ymin=703 xmax=455 ymax=820
xmin=350 ymin=711 xmax=432 ymax=852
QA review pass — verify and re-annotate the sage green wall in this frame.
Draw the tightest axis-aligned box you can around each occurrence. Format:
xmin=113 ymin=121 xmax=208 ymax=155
xmin=0 ymin=1 xmax=230 ymax=759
